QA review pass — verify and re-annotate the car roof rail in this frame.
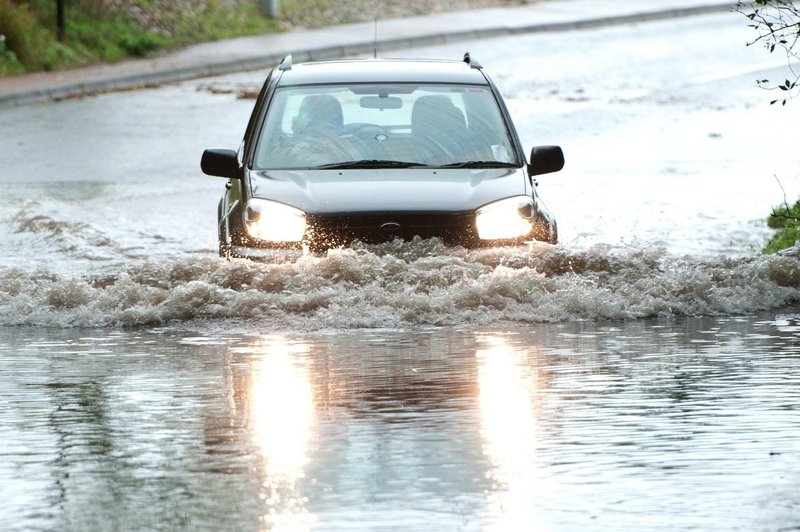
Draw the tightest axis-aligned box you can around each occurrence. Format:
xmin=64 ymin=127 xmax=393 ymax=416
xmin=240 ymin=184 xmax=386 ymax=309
xmin=279 ymin=54 xmax=293 ymax=71
xmin=463 ymin=52 xmax=482 ymax=69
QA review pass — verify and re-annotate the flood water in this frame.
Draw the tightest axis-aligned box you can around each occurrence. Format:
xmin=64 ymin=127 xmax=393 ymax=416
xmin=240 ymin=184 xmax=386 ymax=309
xmin=2 ymin=8 xmax=800 ymax=531
xmin=2 ymin=319 xmax=799 ymax=531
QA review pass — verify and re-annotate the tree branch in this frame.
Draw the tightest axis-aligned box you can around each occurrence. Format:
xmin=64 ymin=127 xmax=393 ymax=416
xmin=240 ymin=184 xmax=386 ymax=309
xmin=737 ymin=0 xmax=800 ymax=104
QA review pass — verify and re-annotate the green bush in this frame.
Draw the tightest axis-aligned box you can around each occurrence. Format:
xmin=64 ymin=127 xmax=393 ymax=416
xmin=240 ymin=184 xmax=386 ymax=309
xmin=41 ymin=41 xmax=82 ymax=70
xmin=0 ymin=34 xmax=24 ymax=75
xmin=764 ymin=226 xmax=800 ymax=254
xmin=190 ymin=3 xmax=280 ymax=43
xmin=763 ymin=199 xmax=800 ymax=254
xmin=67 ymin=13 xmax=166 ymax=61
xmin=0 ymin=0 xmax=278 ymax=74
xmin=118 ymin=31 xmax=163 ymax=57
xmin=0 ymin=0 xmax=50 ymax=70
xmin=767 ymin=200 xmax=800 ymax=228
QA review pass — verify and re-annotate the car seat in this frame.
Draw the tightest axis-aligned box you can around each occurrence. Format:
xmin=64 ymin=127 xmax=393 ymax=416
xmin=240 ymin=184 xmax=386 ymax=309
xmin=293 ymin=95 xmax=344 ymax=134
xmin=411 ymin=95 xmax=468 ymax=162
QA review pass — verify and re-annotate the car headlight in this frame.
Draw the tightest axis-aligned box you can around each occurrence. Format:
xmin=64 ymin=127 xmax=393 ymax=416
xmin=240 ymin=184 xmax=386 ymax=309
xmin=475 ymin=196 xmax=534 ymax=240
xmin=244 ymin=198 xmax=306 ymax=242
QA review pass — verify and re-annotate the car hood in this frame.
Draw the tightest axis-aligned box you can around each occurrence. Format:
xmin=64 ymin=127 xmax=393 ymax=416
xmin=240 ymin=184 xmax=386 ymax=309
xmin=249 ymin=168 xmax=528 ymax=214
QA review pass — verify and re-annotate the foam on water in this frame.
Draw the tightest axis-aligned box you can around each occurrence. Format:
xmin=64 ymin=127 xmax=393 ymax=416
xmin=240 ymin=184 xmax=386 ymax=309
xmin=11 ymin=200 xmax=119 ymax=261
xmin=2 ymin=198 xmax=212 ymax=276
xmin=2 ymin=237 xmax=798 ymax=329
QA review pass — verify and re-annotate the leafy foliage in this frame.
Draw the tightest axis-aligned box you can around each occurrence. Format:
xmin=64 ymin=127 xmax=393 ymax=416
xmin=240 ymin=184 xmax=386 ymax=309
xmin=0 ymin=0 xmax=277 ymax=74
xmin=0 ymin=34 xmax=23 ymax=75
xmin=67 ymin=13 xmax=165 ymax=60
xmin=736 ymin=0 xmax=800 ymax=105
xmin=764 ymin=199 xmax=800 ymax=253
xmin=767 ymin=200 xmax=800 ymax=228
xmin=0 ymin=0 xmax=51 ymax=70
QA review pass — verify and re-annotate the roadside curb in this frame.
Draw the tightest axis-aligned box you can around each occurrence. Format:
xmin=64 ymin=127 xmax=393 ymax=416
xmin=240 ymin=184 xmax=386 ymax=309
xmin=0 ymin=2 xmax=734 ymax=108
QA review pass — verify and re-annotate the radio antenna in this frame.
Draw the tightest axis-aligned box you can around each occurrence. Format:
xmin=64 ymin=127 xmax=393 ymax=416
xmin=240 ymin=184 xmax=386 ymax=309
xmin=374 ymin=17 xmax=378 ymax=59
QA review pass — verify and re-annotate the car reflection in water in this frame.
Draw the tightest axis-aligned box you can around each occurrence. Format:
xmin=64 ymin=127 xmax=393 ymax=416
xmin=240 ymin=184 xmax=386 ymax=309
xmin=9 ymin=319 xmax=799 ymax=529
xmin=211 ymin=332 xmax=551 ymax=529
xmin=219 ymin=338 xmax=317 ymax=530
xmin=477 ymin=335 xmax=547 ymax=529
xmin=249 ymin=339 xmax=316 ymax=529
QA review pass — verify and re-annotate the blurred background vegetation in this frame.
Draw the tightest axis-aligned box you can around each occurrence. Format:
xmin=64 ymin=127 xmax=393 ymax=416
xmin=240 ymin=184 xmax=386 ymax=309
xmin=0 ymin=0 xmax=527 ymax=75
xmin=0 ymin=0 xmax=278 ymax=74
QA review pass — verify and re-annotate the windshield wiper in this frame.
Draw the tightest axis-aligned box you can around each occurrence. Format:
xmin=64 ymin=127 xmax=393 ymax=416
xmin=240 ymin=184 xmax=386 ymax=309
xmin=438 ymin=161 xmax=520 ymax=169
xmin=313 ymin=159 xmax=425 ymax=169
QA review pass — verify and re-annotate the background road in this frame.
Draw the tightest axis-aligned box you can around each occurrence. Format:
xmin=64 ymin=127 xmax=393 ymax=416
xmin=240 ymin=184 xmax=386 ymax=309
xmin=1 ymin=7 xmax=798 ymax=274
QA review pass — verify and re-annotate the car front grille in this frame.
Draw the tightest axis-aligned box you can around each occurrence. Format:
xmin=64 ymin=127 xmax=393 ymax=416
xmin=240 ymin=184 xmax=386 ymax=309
xmin=306 ymin=211 xmax=478 ymax=248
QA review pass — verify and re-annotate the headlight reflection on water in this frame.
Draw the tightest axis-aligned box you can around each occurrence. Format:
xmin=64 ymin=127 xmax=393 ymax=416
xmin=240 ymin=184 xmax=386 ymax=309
xmin=477 ymin=335 xmax=544 ymax=529
xmin=249 ymin=337 xmax=316 ymax=530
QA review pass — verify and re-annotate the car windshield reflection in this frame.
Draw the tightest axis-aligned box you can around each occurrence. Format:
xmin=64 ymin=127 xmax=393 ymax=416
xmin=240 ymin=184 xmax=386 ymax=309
xmin=254 ymin=83 xmax=518 ymax=170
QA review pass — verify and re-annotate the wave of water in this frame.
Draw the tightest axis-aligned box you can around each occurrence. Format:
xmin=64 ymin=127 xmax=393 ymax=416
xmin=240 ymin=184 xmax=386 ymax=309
xmin=2 ymin=234 xmax=799 ymax=328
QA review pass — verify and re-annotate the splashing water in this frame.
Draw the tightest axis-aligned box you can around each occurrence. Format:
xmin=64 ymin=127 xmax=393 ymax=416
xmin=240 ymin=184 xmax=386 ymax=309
xmin=2 ymin=236 xmax=798 ymax=328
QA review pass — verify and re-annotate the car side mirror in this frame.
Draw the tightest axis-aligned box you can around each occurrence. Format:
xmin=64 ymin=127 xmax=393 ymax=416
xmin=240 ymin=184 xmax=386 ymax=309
xmin=528 ymin=145 xmax=564 ymax=176
xmin=201 ymin=148 xmax=240 ymax=179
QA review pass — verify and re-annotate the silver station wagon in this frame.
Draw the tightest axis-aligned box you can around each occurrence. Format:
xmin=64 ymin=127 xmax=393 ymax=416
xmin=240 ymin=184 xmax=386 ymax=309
xmin=201 ymin=53 xmax=564 ymax=257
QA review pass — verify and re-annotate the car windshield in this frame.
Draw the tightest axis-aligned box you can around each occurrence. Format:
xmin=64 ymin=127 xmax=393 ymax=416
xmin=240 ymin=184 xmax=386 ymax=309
xmin=253 ymin=83 xmax=519 ymax=170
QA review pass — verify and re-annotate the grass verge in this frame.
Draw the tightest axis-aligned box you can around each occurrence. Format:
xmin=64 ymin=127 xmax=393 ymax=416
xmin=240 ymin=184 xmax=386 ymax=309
xmin=0 ymin=0 xmax=279 ymax=75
